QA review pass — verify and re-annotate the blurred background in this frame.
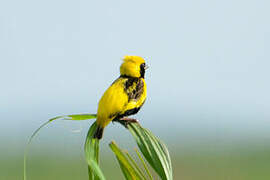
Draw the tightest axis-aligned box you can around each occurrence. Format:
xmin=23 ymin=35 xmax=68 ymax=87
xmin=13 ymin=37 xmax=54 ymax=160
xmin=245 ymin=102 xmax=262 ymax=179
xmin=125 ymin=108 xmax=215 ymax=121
xmin=1 ymin=0 xmax=270 ymax=179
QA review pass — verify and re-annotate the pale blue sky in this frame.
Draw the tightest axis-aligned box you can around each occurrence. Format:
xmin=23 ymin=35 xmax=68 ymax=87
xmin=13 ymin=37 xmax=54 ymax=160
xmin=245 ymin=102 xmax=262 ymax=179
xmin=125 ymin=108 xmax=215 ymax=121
xmin=1 ymin=0 xmax=270 ymax=148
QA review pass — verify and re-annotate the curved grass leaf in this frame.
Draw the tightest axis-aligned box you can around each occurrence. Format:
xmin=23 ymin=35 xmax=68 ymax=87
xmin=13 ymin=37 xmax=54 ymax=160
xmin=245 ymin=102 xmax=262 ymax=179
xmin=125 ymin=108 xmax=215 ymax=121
xmin=24 ymin=113 xmax=97 ymax=180
xmin=109 ymin=141 xmax=146 ymax=180
xmin=49 ymin=113 xmax=97 ymax=121
xmin=134 ymin=149 xmax=153 ymax=180
xmin=125 ymin=151 xmax=147 ymax=180
xmin=127 ymin=123 xmax=173 ymax=180
xmin=84 ymin=122 xmax=105 ymax=180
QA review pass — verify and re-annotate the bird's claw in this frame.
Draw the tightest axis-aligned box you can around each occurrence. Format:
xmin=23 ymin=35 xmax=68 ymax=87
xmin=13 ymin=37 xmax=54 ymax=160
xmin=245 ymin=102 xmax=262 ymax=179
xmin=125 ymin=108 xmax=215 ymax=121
xmin=117 ymin=117 xmax=138 ymax=128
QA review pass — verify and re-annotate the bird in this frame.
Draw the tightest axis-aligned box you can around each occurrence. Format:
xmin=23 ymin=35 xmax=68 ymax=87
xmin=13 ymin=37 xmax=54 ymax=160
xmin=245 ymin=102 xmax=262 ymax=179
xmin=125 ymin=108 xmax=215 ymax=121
xmin=93 ymin=55 xmax=148 ymax=139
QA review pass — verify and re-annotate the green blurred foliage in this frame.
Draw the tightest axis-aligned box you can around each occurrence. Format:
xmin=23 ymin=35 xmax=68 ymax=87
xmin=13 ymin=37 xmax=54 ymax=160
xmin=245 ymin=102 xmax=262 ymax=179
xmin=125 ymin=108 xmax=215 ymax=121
xmin=2 ymin=146 xmax=270 ymax=180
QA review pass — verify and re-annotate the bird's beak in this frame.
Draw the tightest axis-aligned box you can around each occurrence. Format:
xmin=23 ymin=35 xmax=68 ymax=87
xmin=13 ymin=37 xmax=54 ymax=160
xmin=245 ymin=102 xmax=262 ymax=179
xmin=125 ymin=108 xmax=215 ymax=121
xmin=145 ymin=64 xmax=149 ymax=70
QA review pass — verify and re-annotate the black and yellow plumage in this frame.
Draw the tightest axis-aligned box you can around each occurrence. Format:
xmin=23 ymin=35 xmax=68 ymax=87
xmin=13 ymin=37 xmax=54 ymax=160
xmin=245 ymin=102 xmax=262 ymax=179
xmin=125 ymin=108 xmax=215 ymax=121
xmin=94 ymin=56 xmax=148 ymax=139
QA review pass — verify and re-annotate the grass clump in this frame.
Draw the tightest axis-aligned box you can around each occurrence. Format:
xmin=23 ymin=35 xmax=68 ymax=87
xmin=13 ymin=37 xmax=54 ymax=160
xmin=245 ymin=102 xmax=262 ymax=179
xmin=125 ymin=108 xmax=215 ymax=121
xmin=24 ymin=114 xmax=173 ymax=180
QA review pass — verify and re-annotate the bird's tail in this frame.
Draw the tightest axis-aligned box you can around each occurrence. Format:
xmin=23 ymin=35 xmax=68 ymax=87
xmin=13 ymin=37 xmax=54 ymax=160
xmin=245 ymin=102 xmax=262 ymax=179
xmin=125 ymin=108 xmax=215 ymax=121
xmin=93 ymin=125 xmax=104 ymax=139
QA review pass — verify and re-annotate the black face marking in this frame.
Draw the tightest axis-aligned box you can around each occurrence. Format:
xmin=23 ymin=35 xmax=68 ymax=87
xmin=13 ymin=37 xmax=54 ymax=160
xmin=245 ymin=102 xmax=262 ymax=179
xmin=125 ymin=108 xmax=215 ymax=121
xmin=140 ymin=63 xmax=146 ymax=78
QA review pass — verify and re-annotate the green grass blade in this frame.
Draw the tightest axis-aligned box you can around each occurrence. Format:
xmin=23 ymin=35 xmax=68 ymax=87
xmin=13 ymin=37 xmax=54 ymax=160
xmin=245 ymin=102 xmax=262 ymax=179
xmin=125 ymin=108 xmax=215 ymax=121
xmin=125 ymin=151 xmax=147 ymax=180
xmin=127 ymin=123 xmax=173 ymax=180
xmin=135 ymin=148 xmax=153 ymax=180
xmin=24 ymin=113 xmax=97 ymax=180
xmin=109 ymin=141 xmax=143 ymax=180
xmin=84 ymin=122 xmax=105 ymax=180
xmin=118 ymin=159 xmax=133 ymax=180
xmin=24 ymin=121 xmax=51 ymax=180
xmin=86 ymin=159 xmax=105 ymax=180
xmin=49 ymin=113 xmax=97 ymax=121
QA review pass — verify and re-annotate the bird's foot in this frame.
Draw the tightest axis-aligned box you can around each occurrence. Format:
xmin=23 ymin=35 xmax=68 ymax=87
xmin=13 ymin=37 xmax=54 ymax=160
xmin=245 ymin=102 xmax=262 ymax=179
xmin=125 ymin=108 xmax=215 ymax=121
xmin=119 ymin=117 xmax=138 ymax=123
xmin=117 ymin=117 xmax=138 ymax=128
